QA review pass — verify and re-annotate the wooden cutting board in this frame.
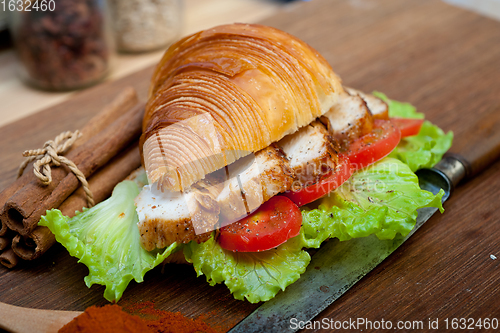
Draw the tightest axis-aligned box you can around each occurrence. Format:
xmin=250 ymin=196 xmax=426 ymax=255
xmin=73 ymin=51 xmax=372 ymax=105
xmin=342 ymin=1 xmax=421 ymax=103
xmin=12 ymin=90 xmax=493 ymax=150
xmin=1 ymin=0 xmax=500 ymax=331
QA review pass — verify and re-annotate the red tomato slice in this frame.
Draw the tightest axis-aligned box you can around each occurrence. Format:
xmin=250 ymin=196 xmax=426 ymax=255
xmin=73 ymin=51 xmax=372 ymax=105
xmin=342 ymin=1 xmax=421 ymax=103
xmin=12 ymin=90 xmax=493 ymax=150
xmin=347 ymin=119 xmax=401 ymax=170
xmin=283 ymin=155 xmax=352 ymax=207
xmin=391 ymin=117 xmax=424 ymax=137
xmin=218 ymin=196 xmax=302 ymax=252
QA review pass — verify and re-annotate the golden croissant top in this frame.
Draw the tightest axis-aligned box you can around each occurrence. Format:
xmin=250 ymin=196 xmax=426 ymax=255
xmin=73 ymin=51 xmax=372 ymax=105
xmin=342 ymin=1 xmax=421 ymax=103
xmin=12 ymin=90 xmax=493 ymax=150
xmin=141 ymin=23 xmax=344 ymax=191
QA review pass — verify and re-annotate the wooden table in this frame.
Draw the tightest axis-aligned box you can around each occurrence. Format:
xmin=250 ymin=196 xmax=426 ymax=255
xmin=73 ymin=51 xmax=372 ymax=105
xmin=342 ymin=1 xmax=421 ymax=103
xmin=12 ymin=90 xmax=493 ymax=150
xmin=1 ymin=0 xmax=500 ymax=332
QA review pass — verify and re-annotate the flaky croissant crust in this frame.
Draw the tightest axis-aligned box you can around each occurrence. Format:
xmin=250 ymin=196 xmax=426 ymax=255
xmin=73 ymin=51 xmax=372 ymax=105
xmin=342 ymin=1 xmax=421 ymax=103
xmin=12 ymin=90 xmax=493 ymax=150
xmin=142 ymin=23 xmax=344 ymax=191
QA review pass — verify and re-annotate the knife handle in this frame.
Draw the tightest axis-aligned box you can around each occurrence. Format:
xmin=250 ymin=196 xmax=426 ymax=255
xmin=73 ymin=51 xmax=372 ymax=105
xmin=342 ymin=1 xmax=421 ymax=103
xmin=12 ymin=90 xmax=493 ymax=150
xmin=446 ymin=104 xmax=500 ymax=180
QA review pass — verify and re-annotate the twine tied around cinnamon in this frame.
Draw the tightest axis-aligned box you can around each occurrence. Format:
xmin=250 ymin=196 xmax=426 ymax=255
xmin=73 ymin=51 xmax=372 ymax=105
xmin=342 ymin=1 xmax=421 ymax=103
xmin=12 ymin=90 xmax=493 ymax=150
xmin=17 ymin=130 xmax=95 ymax=207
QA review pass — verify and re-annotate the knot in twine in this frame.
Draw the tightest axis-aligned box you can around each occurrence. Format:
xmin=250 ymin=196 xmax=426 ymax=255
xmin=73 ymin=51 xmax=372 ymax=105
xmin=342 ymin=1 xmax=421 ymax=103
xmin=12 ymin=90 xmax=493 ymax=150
xmin=17 ymin=130 xmax=95 ymax=207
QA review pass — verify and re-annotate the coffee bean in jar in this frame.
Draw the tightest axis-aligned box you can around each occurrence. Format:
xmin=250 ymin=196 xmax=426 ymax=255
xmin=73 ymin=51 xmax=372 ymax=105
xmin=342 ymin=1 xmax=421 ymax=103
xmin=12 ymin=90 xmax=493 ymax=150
xmin=108 ymin=0 xmax=182 ymax=53
xmin=10 ymin=0 xmax=114 ymax=91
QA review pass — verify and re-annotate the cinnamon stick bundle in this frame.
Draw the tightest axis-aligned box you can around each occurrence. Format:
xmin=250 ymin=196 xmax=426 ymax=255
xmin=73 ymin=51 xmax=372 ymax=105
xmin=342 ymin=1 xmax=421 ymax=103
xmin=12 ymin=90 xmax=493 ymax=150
xmin=11 ymin=143 xmax=141 ymax=260
xmin=1 ymin=103 xmax=145 ymax=236
xmin=0 ymin=87 xmax=143 ymax=268
xmin=0 ymin=175 xmax=31 ymax=236
xmin=0 ymin=87 xmax=138 ymax=235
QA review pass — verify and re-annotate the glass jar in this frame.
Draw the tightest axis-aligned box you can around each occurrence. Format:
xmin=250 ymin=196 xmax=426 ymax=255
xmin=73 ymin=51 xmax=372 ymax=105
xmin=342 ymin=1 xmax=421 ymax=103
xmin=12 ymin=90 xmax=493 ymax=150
xmin=9 ymin=0 xmax=115 ymax=91
xmin=108 ymin=0 xmax=182 ymax=53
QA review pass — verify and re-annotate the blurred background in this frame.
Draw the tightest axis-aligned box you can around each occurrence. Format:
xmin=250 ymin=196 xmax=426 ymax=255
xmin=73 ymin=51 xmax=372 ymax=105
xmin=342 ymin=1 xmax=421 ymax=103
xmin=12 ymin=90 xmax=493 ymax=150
xmin=0 ymin=0 xmax=498 ymax=127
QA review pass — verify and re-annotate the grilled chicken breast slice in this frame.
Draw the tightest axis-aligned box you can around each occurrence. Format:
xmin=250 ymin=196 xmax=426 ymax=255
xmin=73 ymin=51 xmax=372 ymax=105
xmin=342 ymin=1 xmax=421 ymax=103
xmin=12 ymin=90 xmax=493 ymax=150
xmin=135 ymin=184 xmax=218 ymax=251
xmin=320 ymin=92 xmax=374 ymax=145
xmin=345 ymin=87 xmax=389 ymax=120
xmin=277 ymin=121 xmax=340 ymax=189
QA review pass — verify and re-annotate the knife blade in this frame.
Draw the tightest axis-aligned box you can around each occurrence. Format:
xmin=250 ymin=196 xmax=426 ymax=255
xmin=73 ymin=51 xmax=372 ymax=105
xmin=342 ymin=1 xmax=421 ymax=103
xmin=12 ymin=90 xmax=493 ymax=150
xmin=228 ymin=157 xmax=463 ymax=333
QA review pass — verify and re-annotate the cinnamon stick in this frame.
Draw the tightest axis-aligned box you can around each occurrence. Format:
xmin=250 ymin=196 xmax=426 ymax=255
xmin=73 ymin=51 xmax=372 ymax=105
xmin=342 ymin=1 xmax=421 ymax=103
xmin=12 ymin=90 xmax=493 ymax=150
xmin=0 ymin=248 xmax=19 ymax=269
xmin=12 ymin=143 xmax=141 ymax=261
xmin=0 ymin=220 xmax=9 ymax=237
xmin=73 ymin=86 xmax=138 ymax=149
xmin=0 ymin=236 xmax=11 ymax=251
xmin=12 ymin=233 xmax=43 ymax=260
xmin=2 ymin=103 xmax=145 ymax=236
xmin=59 ymin=143 xmax=141 ymax=218
xmin=0 ymin=174 xmax=31 ymax=236
xmin=0 ymin=87 xmax=138 ymax=234
xmin=12 ymin=230 xmax=53 ymax=262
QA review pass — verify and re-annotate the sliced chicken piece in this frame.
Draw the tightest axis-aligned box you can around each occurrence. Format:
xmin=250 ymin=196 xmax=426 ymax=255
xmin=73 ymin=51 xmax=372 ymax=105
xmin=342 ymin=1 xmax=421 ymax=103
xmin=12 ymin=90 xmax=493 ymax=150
xmin=320 ymin=92 xmax=374 ymax=146
xmin=218 ymin=122 xmax=342 ymax=223
xmin=136 ymin=144 xmax=294 ymax=249
xmin=135 ymin=184 xmax=218 ymax=251
xmin=217 ymin=144 xmax=295 ymax=223
xmin=345 ymin=87 xmax=389 ymax=120
xmin=277 ymin=121 xmax=340 ymax=189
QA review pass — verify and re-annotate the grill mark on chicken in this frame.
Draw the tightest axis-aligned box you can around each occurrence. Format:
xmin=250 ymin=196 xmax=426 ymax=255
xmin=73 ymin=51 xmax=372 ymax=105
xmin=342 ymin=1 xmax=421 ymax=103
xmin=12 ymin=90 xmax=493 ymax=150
xmin=236 ymin=174 xmax=251 ymax=215
xmin=216 ymin=144 xmax=295 ymax=223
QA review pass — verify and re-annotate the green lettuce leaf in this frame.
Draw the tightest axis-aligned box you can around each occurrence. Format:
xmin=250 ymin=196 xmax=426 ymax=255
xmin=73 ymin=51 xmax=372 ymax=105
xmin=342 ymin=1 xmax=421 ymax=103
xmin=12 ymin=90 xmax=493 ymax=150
xmin=184 ymin=231 xmax=310 ymax=303
xmin=39 ymin=180 xmax=177 ymax=302
xmin=389 ymin=121 xmax=454 ymax=172
xmin=372 ymin=91 xmax=453 ymax=171
xmin=301 ymin=158 xmax=444 ymax=248
xmin=373 ymin=91 xmax=424 ymax=119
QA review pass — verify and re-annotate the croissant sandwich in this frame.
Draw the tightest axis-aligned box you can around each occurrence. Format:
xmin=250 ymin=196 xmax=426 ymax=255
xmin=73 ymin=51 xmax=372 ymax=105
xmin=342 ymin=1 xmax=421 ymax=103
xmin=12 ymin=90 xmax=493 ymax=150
xmin=41 ymin=23 xmax=450 ymax=303
xmin=136 ymin=23 xmax=391 ymax=251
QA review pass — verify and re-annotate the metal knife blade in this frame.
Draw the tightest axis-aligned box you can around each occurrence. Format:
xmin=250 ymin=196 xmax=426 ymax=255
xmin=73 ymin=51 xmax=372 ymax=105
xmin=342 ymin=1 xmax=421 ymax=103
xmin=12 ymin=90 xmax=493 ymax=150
xmin=229 ymin=157 xmax=464 ymax=333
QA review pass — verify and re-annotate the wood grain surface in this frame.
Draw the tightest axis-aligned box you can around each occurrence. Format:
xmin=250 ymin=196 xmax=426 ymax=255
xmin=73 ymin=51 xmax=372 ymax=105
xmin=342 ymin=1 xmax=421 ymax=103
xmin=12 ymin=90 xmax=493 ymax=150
xmin=1 ymin=0 xmax=500 ymax=332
